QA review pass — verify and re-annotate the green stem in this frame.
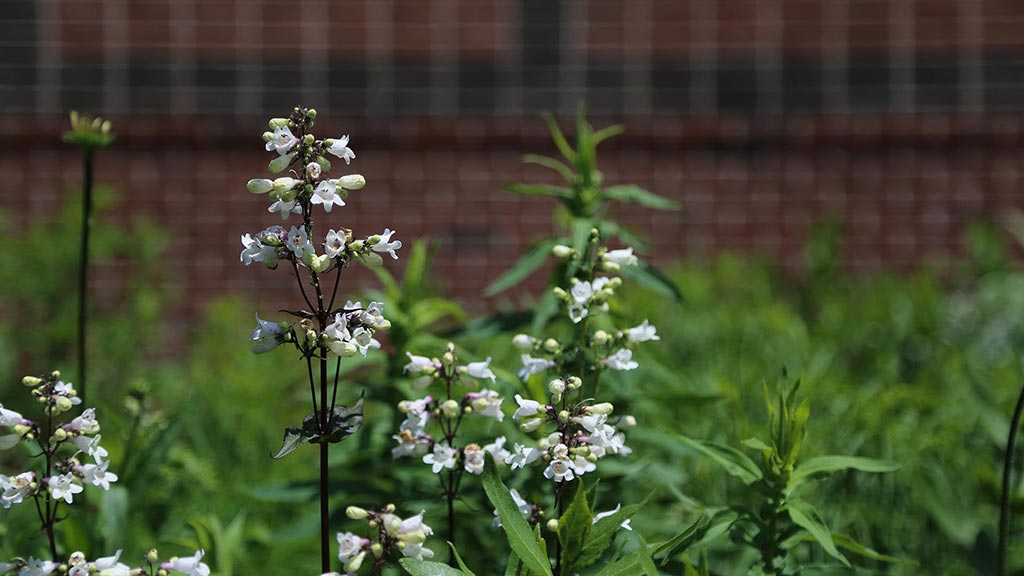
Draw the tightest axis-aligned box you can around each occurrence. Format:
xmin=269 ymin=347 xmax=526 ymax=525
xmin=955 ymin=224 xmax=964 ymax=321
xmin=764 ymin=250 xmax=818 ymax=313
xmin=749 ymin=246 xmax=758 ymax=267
xmin=77 ymin=151 xmax=94 ymax=404
xmin=998 ymin=379 xmax=1024 ymax=576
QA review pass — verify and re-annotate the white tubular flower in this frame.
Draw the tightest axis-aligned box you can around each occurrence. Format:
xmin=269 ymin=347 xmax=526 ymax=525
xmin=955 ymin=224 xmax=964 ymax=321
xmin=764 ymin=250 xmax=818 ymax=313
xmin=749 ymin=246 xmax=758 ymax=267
xmin=1 ymin=471 xmax=34 ymax=508
xmin=543 ymin=458 xmax=575 ymax=483
xmin=337 ymin=174 xmax=365 ymax=190
xmin=324 ymin=229 xmax=347 ymax=259
xmin=71 ymin=432 xmax=108 ymax=459
xmin=571 ymin=455 xmax=596 ymax=476
xmin=593 ymin=504 xmax=632 ymax=531
xmin=48 ymin=473 xmax=83 ymax=504
xmin=310 ymin=180 xmax=346 ymax=212
xmin=464 ymin=357 xmax=496 ymax=383
xmin=403 ymin=352 xmax=436 ymax=374
xmin=272 ymin=177 xmax=301 ymax=193
xmin=266 ymin=125 xmax=298 ymax=155
xmin=326 ymin=135 xmax=356 ymax=164
xmin=286 ymin=226 xmax=314 ymax=258
xmin=360 ymin=302 xmax=388 ymax=328
xmin=325 ymin=312 xmax=351 ymax=342
xmin=512 ymin=394 xmax=544 ymax=421
xmin=82 ymin=460 xmax=118 ymax=490
xmin=69 ymin=408 xmax=100 ymax=434
xmin=53 ymin=381 xmax=81 ymax=405
xmin=93 ymin=550 xmax=131 ymax=574
xmin=305 ymin=161 xmax=322 ymax=179
xmin=370 ymin=228 xmax=402 ymax=260
xmin=240 ymin=234 xmax=278 ymax=266
xmin=20 ymin=558 xmax=57 ymax=576
xmin=391 ymin=429 xmax=427 ymax=458
xmin=247 ymin=178 xmax=273 ymax=194
xmin=401 ymin=543 xmax=434 ymax=562
xmin=268 ymin=199 xmax=302 ymax=220
xmin=568 ymin=302 xmax=588 ymax=324
xmin=571 ymin=281 xmax=593 ymax=304
xmin=469 ymin=390 xmax=504 ymax=421
xmin=463 ymin=444 xmax=485 ymax=475
xmin=483 ymin=436 xmax=511 ymax=463
xmin=518 ymin=355 xmax=555 ymax=381
xmin=163 ymin=550 xmax=210 ymax=576
xmin=350 ymin=326 xmax=381 ymax=357
xmin=400 ymin=510 xmax=434 ymax=537
xmin=0 ymin=404 xmax=24 ymax=427
xmin=626 ymin=320 xmax=660 ymax=343
xmin=601 ymin=349 xmax=639 ymax=371
xmin=504 ymin=443 xmax=541 ymax=470
xmin=337 ymin=532 xmax=367 ymax=563
xmin=423 ymin=443 xmax=458 ymax=473
xmin=603 ymin=247 xmax=638 ymax=266
xmin=250 ymin=314 xmax=284 ymax=354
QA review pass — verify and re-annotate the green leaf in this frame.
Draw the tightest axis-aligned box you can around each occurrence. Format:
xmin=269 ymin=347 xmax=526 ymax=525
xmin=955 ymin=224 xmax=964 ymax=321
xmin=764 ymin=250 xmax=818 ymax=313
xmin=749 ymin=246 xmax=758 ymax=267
xmin=578 ymin=501 xmax=644 ymax=569
xmin=619 ymin=262 xmax=683 ymax=302
xmin=741 ymin=437 xmax=773 ymax=452
xmin=787 ymin=499 xmax=849 ymax=566
xmin=558 ymin=479 xmax=592 ymax=575
xmin=505 ymin=183 xmax=573 ymax=199
xmin=503 ymin=550 xmax=521 ymax=576
xmin=673 ymin=435 xmax=763 ymax=485
xmin=542 ymin=112 xmax=577 ymax=164
xmin=243 ymin=482 xmax=317 ymax=503
xmin=486 ymin=237 xmax=558 ymax=296
xmin=272 ymin=427 xmax=312 ymax=459
xmin=522 ymin=154 xmax=575 ymax=183
xmin=654 ymin=513 xmax=709 ymax=560
xmin=791 ymin=456 xmax=901 ymax=487
xmin=592 ymin=124 xmax=625 ymax=147
xmin=594 ymin=544 xmax=659 ymax=576
xmin=831 ymin=533 xmax=913 ymax=564
xmin=483 ymin=456 xmax=554 ymax=576
xmin=399 ymin=558 xmax=470 ymax=576
xmin=601 ymin=185 xmax=680 ymax=211
xmin=448 ymin=543 xmax=478 ymax=576
xmin=637 ymin=535 xmax=660 ymax=576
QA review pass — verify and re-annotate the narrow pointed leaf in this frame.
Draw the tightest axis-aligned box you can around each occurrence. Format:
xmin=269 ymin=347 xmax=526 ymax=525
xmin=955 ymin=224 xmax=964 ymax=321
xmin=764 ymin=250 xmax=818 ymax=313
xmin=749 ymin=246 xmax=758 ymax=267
xmin=557 ymin=479 xmax=592 ymax=575
xmin=448 ymin=543 xmax=478 ymax=576
xmin=578 ymin=502 xmax=644 ymax=569
xmin=272 ymin=427 xmax=313 ymax=459
xmin=399 ymin=558 xmax=470 ymax=576
xmin=541 ymin=113 xmax=577 ymax=164
xmin=831 ymin=533 xmax=913 ymax=564
xmin=791 ymin=456 xmax=901 ymax=487
xmin=674 ymin=435 xmax=762 ymax=485
xmin=787 ymin=499 xmax=849 ymax=566
xmin=593 ymin=544 xmax=659 ymax=576
xmin=486 ymin=237 xmax=558 ymax=296
xmin=592 ymin=124 xmax=625 ymax=147
xmin=505 ymin=183 xmax=573 ymax=199
xmin=619 ymin=262 xmax=683 ymax=302
xmin=601 ymin=185 xmax=680 ymax=211
xmin=483 ymin=456 xmax=554 ymax=576
xmin=522 ymin=154 xmax=575 ymax=183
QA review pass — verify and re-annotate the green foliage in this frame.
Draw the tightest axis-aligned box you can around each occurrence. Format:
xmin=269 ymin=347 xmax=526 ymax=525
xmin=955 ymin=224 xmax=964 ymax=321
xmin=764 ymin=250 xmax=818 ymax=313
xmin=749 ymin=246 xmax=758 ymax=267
xmin=482 ymin=457 xmax=554 ymax=576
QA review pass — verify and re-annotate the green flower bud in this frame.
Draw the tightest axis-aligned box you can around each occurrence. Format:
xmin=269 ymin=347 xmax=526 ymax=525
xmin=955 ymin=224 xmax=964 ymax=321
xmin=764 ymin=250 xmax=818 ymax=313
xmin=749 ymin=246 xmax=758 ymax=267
xmin=53 ymin=428 xmax=67 ymax=441
xmin=268 ymin=118 xmax=289 ymax=129
xmin=586 ymin=402 xmax=614 ymax=416
xmin=552 ymin=245 xmax=574 ymax=258
xmin=272 ymin=177 xmax=300 ymax=193
xmin=51 ymin=370 xmax=61 ymax=380
xmin=370 ymin=543 xmax=383 ymax=558
xmin=557 ymin=410 xmax=569 ymax=423
xmin=567 ymin=376 xmax=583 ymax=390
xmin=146 ymin=549 xmax=160 ymax=563
xmin=309 ymin=254 xmax=330 ymax=273
xmin=269 ymin=153 xmax=296 ymax=173
xmin=546 ymin=519 xmax=559 ymax=532
xmin=345 ymin=551 xmax=366 ymax=573
xmin=302 ymin=134 xmax=315 ymax=145
xmin=593 ymin=330 xmax=610 ymax=346
xmin=338 ymin=174 xmax=365 ymax=190
xmin=262 ymin=131 xmax=274 ymax=142
xmin=306 ymin=108 xmax=317 ymax=119
xmin=346 ymin=506 xmax=369 ymax=520
xmin=22 ymin=376 xmax=42 ymax=387
xmin=601 ymin=260 xmax=621 ymax=273
xmin=520 ymin=418 xmax=544 ymax=433
xmin=383 ymin=513 xmax=403 ymax=535
xmin=348 ymin=240 xmax=365 ymax=252
xmin=543 ymin=338 xmax=559 ymax=353
xmin=316 ymin=156 xmax=332 ymax=172
xmin=553 ymin=287 xmax=568 ymax=300
xmin=441 ymin=399 xmax=460 ymax=418
xmin=548 ymin=379 xmax=566 ymax=394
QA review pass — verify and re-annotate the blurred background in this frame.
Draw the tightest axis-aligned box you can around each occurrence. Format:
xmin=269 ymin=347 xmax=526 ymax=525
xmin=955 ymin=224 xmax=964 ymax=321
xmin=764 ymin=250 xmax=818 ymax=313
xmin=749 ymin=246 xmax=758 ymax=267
xmin=2 ymin=1 xmax=1024 ymax=575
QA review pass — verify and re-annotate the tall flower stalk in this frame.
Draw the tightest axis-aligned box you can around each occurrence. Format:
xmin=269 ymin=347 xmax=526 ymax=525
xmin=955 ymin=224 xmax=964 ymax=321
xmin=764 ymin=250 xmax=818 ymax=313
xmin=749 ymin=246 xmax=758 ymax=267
xmin=62 ymin=112 xmax=115 ymax=405
xmin=240 ymin=106 xmax=401 ymax=573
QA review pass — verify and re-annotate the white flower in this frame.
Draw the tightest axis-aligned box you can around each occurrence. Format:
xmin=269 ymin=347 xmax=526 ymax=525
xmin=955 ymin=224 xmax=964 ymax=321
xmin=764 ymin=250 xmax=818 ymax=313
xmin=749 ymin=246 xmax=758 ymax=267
xmin=512 ymin=334 xmax=534 ymax=350
xmin=286 ymin=226 xmax=314 ymax=258
xmin=404 ymin=352 xmax=436 ymax=374
xmin=469 ymin=389 xmax=503 ymax=422
xmin=326 ymin=135 xmax=356 ymax=164
xmin=93 ymin=550 xmax=132 ymax=575
xmin=512 ymin=394 xmax=543 ymax=421
xmin=350 ymin=326 xmax=381 ymax=357
xmin=266 ymin=126 xmax=298 ymax=155
xmin=310 ymin=180 xmax=346 ymax=212
xmin=69 ymin=408 xmax=100 ymax=434
xmin=360 ymin=302 xmax=389 ymax=328
xmin=543 ymin=458 xmax=575 ymax=482
xmin=518 ymin=355 xmax=555 ymax=381
xmin=306 ymin=161 xmax=321 ymax=179
xmin=464 ymin=357 xmax=496 ymax=383
xmin=268 ymin=199 xmax=302 ymax=220
xmin=603 ymin=247 xmax=638 ymax=266
xmin=483 ymin=436 xmax=511 ymax=463
xmin=601 ymin=349 xmax=639 ymax=371
xmin=81 ymin=460 xmax=118 ymax=490
xmin=19 ymin=558 xmax=57 ymax=576
xmin=504 ymin=443 xmax=541 ymax=470
xmin=571 ymin=455 xmax=596 ymax=475
xmin=423 ymin=443 xmax=458 ymax=473
xmin=337 ymin=532 xmax=366 ymax=563
xmin=164 ymin=550 xmax=210 ymax=576
xmin=400 ymin=543 xmax=434 ymax=561
xmin=391 ymin=429 xmax=427 ymax=458
xmin=325 ymin=312 xmax=351 ymax=342
xmin=571 ymin=281 xmax=593 ymax=304
xmin=463 ymin=444 xmax=485 ymax=475
xmin=370 ymin=228 xmax=402 ymax=260
xmin=240 ymin=234 xmax=277 ymax=266
xmin=593 ymin=504 xmax=632 ymax=530
xmin=48 ymin=473 xmax=83 ymax=504
xmin=53 ymin=381 xmax=81 ymax=405
xmin=250 ymin=314 xmax=284 ymax=354
xmin=400 ymin=510 xmax=434 ymax=537
xmin=568 ymin=302 xmax=588 ymax=324
xmin=0 ymin=404 xmax=24 ymax=427
xmin=324 ymin=229 xmax=347 ymax=259
xmin=1 ymin=472 xmax=34 ymax=508
xmin=626 ymin=320 xmax=660 ymax=343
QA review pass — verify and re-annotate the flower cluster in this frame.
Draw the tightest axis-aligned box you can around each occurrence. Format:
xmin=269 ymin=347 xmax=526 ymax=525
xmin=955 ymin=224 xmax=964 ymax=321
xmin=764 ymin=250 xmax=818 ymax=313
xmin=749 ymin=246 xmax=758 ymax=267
xmin=0 ymin=548 xmax=210 ymax=576
xmin=0 ymin=372 xmax=116 ymax=511
xmin=336 ymin=505 xmax=435 ymax=573
xmin=392 ymin=343 xmax=506 ymax=476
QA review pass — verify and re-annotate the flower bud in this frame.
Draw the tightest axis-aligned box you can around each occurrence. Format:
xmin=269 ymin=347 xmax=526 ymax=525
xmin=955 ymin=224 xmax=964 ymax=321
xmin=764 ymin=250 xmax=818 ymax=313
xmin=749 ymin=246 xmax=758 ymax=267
xmin=262 ymin=131 xmax=274 ymax=142
xmin=370 ymin=543 xmax=383 ymax=558
xmin=586 ymin=403 xmax=614 ymax=416
xmin=146 ymin=549 xmax=160 ymax=563
xmin=619 ymin=415 xmax=637 ymax=429
xmin=519 ymin=418 xmax=544 ymax=433
xmin=552 ymin=245 xmax=574 ymax=259
xmin=512 ymin=334 xmax=533 ymax=350
xmin=317 ymin=156 xmax=332 ymax=172
xmin=55 ymin=396 xmax=73 ymax=413
xmin=557 ymin=410 xmax=569 ymax=423
xmin=549 ymin=379 xmax=566 ymax=394
xmin=366 ymin=235 xmax=382 ymax=246
xmin=399 ymin=530 xmax=426 ymax=544
xmin=382 ymin=513 xmax=403 ymax=535
xmin=310 ymin=254 xmax=330 ymax=273
xmin=268 ymin=118 xmax=289 ymax=129
xmin=346 ymin=506 xmax=369 ymax=520
xmin=37 ymin=396 xmax=48 ymax=404
xmin=592 ymin=330 xmax=610 ymax=346
xmin=247 ymin=178 xmax=273 ymax=194
xmin=386 ymin=503 xmax=397 ymax=512
xmin=546 ymin=519 xmax=559 ymax=532
xmin=273 ymin=177 xmax=300 ymax=193
xmin=441 ymin=399 xmax=460 ymax=418
xmin=306 ymin=108 xmax=317 ymax=119
xmin=269 ymin=152 xmax=296 ymax=173
xmin=345 ymin=551 xmax=366 ymax=573
xmin=13 ymin=424 xmax=30 ymax=436
xmin=347 ymin=240 xmax=365 ymax=252
xmin=51 ymin=370 xmax=61 ymax=380
xmin=543 ymin=338 xmax=559 ymax=353
xmin=22 ymin=376 xmax=42 ymax=387
xmin=567 ymin=376 xmax=583 ymax=390
xmin=601 ymin=261 xmax=621 ymax=273
xmin=442 ymin=352 xmax=455 ymax=367
xmin=552 ymin=287 xmax=568 ymax=300
xmin=303 ymin=134 xmax=315 ymax=145
xmin=338 ymin=174 xmax=365 ymax=190
xmin=158 ymin=570 xmax=169 ymax=576
xmin=53 ymin=428 xmax=67 ymax=441
xmin=608 ymin=277 xmax=623 ymax=289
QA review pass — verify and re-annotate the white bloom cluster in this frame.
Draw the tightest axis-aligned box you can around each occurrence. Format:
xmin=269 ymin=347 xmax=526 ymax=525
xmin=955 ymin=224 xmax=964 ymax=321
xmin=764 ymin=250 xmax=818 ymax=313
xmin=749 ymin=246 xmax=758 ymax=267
xmin=324 ymin=301 xmax=390 ymax=357
xmin=1 ymin=548 xmax=210 ymax=576
xmin=338 ymin=506 xmax=435 ymax=572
